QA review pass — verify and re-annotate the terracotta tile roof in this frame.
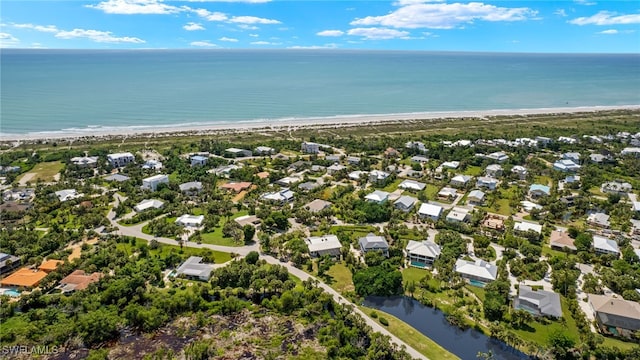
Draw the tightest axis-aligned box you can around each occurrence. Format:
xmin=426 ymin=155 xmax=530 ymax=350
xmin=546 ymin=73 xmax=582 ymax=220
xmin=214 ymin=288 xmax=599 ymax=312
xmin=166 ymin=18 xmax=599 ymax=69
xmin=59 ymin=270 xmax=102 ymax=291
xmin=256 ymin=172 xmax=270 ymax=179
xmin=1 ymin=268 xmax=48 ymax=288
xmin=550 ymin=231 xmax=576 ymax=251
xmin=220 ymin=182 xmax=252 ymax=192
xmin=39 ymin=259 xmax=64 ymax=273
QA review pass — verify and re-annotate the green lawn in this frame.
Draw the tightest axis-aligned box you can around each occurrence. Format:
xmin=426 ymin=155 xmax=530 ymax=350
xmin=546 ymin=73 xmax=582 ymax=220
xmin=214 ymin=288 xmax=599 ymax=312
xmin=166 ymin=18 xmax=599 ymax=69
xmin=116 ymin=237 xmax=232 ymax=264
xmin=464 ymin=284 xmax=486 ymax=302
xmin=601 ymin=336 xmax=640 ymax=351
xmin=424 ymin=184 xmax=440 ymax=200
xmin=463 ymin=166 xmax=483 ymax=176
xmin=325 ymin=263 xmax=354 ymax=294
xmin=200 ymin=231 xmax=241 ymax=247
xmin=359 ymin=305 xmax=460 ymax=360
xmin=19 ymin=161 xmax=64 ymax=183
xmin=381 ymin=178 xmax=403 ymax=192
xmin=402 ymin=267 xmax=430 ymax=284
xmin=511 ymin=298 xmax=580 ymax=347
xmin=534 ymin=175 xmax=553 ymax=187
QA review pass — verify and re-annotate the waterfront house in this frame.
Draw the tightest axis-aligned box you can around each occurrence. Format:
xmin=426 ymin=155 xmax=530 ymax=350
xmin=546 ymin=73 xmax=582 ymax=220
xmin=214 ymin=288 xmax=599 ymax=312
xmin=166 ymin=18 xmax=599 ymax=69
xmin=589 ymin=294 xmax=640 ymax=338
xmin=107 ymin=152 xmax=135 ymax=168
xmin=514 ymin=285 xmax=562 ymax=318
xmin=455 ymin=259 xmax=497 ymax=286
xmin=358 ymin=233 xmax=389 ymax=257
xmin=405 ymin=240 xmax=441 ymax=268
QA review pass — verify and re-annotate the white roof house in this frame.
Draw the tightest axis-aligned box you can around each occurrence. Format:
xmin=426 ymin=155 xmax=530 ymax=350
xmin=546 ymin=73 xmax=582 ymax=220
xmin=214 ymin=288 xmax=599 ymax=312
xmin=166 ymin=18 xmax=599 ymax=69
xmin=446 ymin=207 xmax=471 ymax=223
xmin=515 ymin=285 xmax=562 ymax=318
xmin=601 ymin=181 xmax=632 ymax=196
xmin=365 ymin=190 xmax=389 ymax=204
xmin=398 ymin=180 xmax=426 ymax=191
xmin=514 ymin=221 xmax=543 ymax=234
xmin=621 ymin=147 xmax=640 ymax=157
xmin=190 ymin=155 xmax=208 ymax=167
xmin=441 ymin=161 xmax=460 ymax=169
xmin=511 ymin=165 xmax=528 ymax=179
xmin=142 ymin=174 xmax=169 ymax=192
xmin=587 ymin=212 xmax=611 ymax=228
xmin=55 ymin=189 xmax=81 ymax=202
xmin=455 ymin=259 xmax=498 ymax=284
xmin=327 ymin=163 xmax=347 ymax=175
xmin=406 ymin=240 xmax=441 ymax=268
xmin=520 ymin=200 xmax=543 ymax=212
xmin=107 ymin=152 xmax=135 ymax=167
xmin=260 ymin=188 xmax=294 ymax=203
xmin=410 ymin=155 xmax=429 ymax=163
xmin=255 ymin=146 xmax=276 ymax=155
xmin=593 ymin=235 xmax=620 ymax=256
xmin=175 ymin=256 xmax=214 ymax=281
xmin=134 ymin=199 xmax=164 ymax=212
xmin=369 ymin=170 xmax=390 ymax=184
xmin=553 ymin=159 xmax=581 ymax=172
xmin=175 ymin=214 xmax=204 ymax=227
xmin=179 ymin=181 xmax=203 ymax=193
xmin=476 ymin=176 xmax=499 ymax=190
xmin=348 ymin=170 xmax=368 ymax=181
xmin=276 ymin=176 xmax=303 ymax=186
xmin=467 ymin=190 xmax=485 ymax=204
xmin=142 ymin=159 xmax=163 ymax=170
xmin=450 ymin=174 xmax=472 ymax=187
xmin=418 ymin=203 xmax=443 ymax=221
xmin=306 ymin=235 xmax=342 ymax=258
xmin=394 ymin=195 xmax=418 ymax=212
xmin=70 ymin=156 xmax=98 ymax=167
xmin=485 ymin=164 xmax=503 ymax=177
xmin=438 ymin=187 xmax=458 ymax=199
xmin=487 ymin=151 xmax=509 ymax=163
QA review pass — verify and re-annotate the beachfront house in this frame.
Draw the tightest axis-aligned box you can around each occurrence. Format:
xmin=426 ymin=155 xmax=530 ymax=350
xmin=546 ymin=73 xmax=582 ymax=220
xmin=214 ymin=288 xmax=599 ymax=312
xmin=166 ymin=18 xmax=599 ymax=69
xmin=514 ymin=286 xmax=562 ymax=318
xmin=394 ymin=195 xmax=417 ymax=212
xmin=405 ymin=240 xmax=441 ymax=268
xmin=142 ymin=174 xmax=169 ymax=192
xmin=70 ymin=156 xmax=98 ymax=168
xmin=418 ymin=203 xmax=443 ymax=222
xmin=107 ymin=152 xmax=135 ymax=168
xmin=306 ymin=235 xmax=342 ymax=258
xmin=589 ymin=294 xmax=640 ymax=338
xmin=301 ymin=142 xmax=320 ymax=154
xmin=175 ymin=256 xmax=215 ymax=281
xmin=358 ymin=233 xmax=389 ymax=257
xmin=134 ymin=199 xmax=164 ymax=212
xmin=455 ymin=259 xmax=497 ymax=286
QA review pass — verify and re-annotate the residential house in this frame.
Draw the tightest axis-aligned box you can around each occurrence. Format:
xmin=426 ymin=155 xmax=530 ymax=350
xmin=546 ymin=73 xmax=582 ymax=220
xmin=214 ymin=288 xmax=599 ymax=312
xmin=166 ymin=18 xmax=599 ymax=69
xmin=589 ymin=154 xmax=608 ymax=164
xmin=325 ymin=155 xmax=342 ymax=163
xmin=310 ymin=165 xmax=326 ymax=173
xmin=560 ymin=195 xmax=578 ymax=207
xmin=190 ymin=155 xmax=208 ymax=167
xmin=410 ymin=155 xmax=429 ymax=163
xmin=482 ymin=214 xmax=505 ymax=231
xmin=438 ymin=187 xmax=458 ymax=200
xmin=298 ymin=181 xmax=320 ymax=192
xmin=398 ymin=180 xmax=426 ymax=192
xmin=562 ymin=152 xmax=581 ymax=163
xmin=347 ymin=156 xmax=361 ymax=165
xmin=273 ymin=153 xmax=290 ymax=161
xmin=511 ymin=165 xmax=528 ymax=180
xmin=450 ymin=174 xmax=472 ymax=188
xmin=210 ymin=164 xmax=240 ymax=177
xmin=455 ymin=259 xmax=498 ymax=286
xmin=441 ymin=161 xmax=460 ymax=169
xmin=219 ymin=182 xmax=252 ymax=193
xmin=589 ymin=294 xmax=640 ymax=338
xmin=547 ymin=231 xmax=576 ymax=254
xmin=553 ymin=159 xmax=581 ymax=172
xmin=70 ymin=156 xmax=98 ymax=168
xmin=485 ymin=164 xmax=503 ymax=177
xmin=225 ymin=148 xmax=252 ymax=158
xmin=1 ymin=268 xmax=50 ymax=288
xmin=633 ymin=202 xmax=640 ymax=214
xmin=306 ymin=235 xmax=342 ymax=258
xmin=535 ymin=136 xmax=552 ymax=146
xmin=179 ymin=181 xmax=203 ymax=195
xmin=418 ymin=203 xmax=443 ymax=221
xmin=513 ymin=221 xmax=543 ymax=236
xmin=520 ymin=201 xmax=543 ymax=212
xmin=514 ymin=285 xmax=562 ymax=318
xmin=134 ymin=199 xmax=164 ymax=212
xmin=304 ymin=199 xmax=332 ymax=213
xmin=446 ymin=207 xmax=471 ymax=223
xmin=405 ymin=141 xmax=428 ymax=153
xmin=406 ymin=169 xmax=423 ymax=178
xmin=348 ymin=170 xmax=368 ymax=181
xmin=254 ymin=146 xmax=275 ymax=155
xmin=558 ymin=136 xmax=577 ymax=144
xmin=476 ymin=176 xmax=499 ymax=190
xmin=0 ymin=252 xmax=20 ymax=275
xmin=621 ymin=147 xmax=640 ymax=157
xmin=142 ymin=174 xmax=169 ymax=192
xmin=105 ymin=174 xmax=130 ymax=182
xmin=301 ymin=141 xmax=320 ymax=154
xmin=467 ymin=190 xmax=485 ymax=205
xmin=175 ymin=214 xmax=204 ymax=228
xmin=58 ymin=270 xmax=102 ymax=293
xmin=593 ymin=235 xmax=620 ymax=256
xmin=394 ymin=195 xmax=417 ymax=212
xmin=368 ymin=170 xmax=390 ymax=185
xmin=365 ymin=190 xmax=389 ymax=204
xmin=528 ymin=184 xmax=550 ymax=198
xmin=630 ymin=219 xmax=640 ymax=237
xmin=175 ymin=256 xmax=214 ymax=281
xmin=55 ymin=189 xmax=81 ymax=202
xmin=235 ymin=215 xmax=262 ymax=228
xmin=142 ymin=159 xmax=163 ymax=170
xmin=406 ymin=240 xmax=441 ymax=268
xmin=276 ymin=176 xmax=303 ymax=187
xmin=384 ymin=147 xmax=400 ymax=158
xmin=601 ymin=181 xmax=632 ymax=197
xmin=107 ymin=152 xmax=135 ymax=168
xmin=327 ymin=163 xmax=347 ymax=175
xmin=487 ymin=151 xmax=509 ymax=163
xmin=358 ymin=233 xmax=389 ymax=257
xmin=288 ymin=160 xmax=311 ymax=172
xmin=260 ymin=188 xmax=295 ymax=204
xmin=587 ymin=212 xmax=611 ymax=228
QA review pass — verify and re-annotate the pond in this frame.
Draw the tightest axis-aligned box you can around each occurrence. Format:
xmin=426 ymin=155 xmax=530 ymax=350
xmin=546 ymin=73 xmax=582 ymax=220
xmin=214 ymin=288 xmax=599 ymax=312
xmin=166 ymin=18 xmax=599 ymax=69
xmin=363 ymin=296 xmax=530 ymax=360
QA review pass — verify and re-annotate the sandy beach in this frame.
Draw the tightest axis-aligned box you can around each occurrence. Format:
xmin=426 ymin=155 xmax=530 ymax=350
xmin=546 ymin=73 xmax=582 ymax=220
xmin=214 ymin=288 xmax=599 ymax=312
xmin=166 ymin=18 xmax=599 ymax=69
xmin=2 ymin=105 xmax=639 ymax=143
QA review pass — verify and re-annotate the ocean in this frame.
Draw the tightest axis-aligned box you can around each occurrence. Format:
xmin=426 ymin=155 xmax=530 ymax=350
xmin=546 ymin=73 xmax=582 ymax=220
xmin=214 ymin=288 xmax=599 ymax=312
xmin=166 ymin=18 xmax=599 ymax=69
xmin=1 ymin=49 xmax=639 ymax=136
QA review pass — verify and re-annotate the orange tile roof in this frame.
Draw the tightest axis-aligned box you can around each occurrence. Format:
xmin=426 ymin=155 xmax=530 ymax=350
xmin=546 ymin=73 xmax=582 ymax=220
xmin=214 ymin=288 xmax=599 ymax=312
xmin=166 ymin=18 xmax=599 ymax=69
xmin=60 ymin=270 xmax=102 ymax=291
xmin=1 ymin=268 xmax=48 ymax=288
xmin=220 ymin=182 xmax=252 ymax=192
xmin=39 ymin=259 xmax=64 ymax=273
xmin=256 ymin=171 xmax=270 ymax=179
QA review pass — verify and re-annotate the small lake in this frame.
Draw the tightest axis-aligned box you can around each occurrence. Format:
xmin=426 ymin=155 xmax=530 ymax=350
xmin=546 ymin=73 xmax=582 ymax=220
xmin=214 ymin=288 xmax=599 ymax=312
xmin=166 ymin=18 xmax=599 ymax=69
xmin=363 ymin=296 xmax=530 ymax=360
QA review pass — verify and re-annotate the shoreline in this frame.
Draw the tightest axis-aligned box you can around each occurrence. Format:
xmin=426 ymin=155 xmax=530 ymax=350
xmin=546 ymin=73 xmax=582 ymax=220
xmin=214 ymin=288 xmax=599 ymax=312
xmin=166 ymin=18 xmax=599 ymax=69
xmin=2 ymin=105 xmax=639 ymax=142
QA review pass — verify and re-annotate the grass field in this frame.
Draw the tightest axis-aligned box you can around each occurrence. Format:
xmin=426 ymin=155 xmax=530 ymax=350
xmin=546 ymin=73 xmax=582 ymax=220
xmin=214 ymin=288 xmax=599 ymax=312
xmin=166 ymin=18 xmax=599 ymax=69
xmin=18 ymin=161 xmax=63 ymax=183
xmin=116 ymin=237 xmax=232 ymax=264
xmin=325 ymin=263 xmax=354 ymax=294
xmin=463 ymin=166 xmax=483 ymax=176
xmin=511 ymin=298 xmax=580 ymax=348
xmin=424 ymin=184 xmax=440 ymax=200
xmin=359 ymin=305 xmax=460 ymax=360
xmin=381 ymin=178 xmax=403 ymax=192
xmin=199 ymin=210 xmax=249 ymax=247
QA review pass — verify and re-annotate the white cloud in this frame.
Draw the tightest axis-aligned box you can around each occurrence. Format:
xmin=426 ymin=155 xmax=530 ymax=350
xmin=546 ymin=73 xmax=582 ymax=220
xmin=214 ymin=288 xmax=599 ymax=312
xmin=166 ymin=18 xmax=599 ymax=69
xmin=238 ymin=24 xmax=259 ymax=30
xmin=251 ymin=40 xmax=281 ymax=45
xmin=55 ymin=28 xmax=145 ymax=43
xmin=317 ymin=30 xmax=344 ymax=37
xmin=190 ymin=8 xmax=228 ymax=21
xmin=249 ymin=33 xmax=259 ymax=37
xmin=219 ymin=36 xmax=238 ymax=42
xmin=598 ymin=29 xmax=618 ymax=35
xmin=183 ymin=22 xmax=205 ymax=31
xmin=569 ymin=11 xmax=640 ymax=26
xmin=190 ymin=40 xmax=217 ymax=47
xmin=11 ymin=23 xmax=59 ymax=33
xmin=229 ymin=16 xmax=281 ymax=24
xmin=347 ymin=27 xmax=410 ymax=40
xmin=554 ymin=9 xmax=567 ymax=17
xmin=0 ymin=32 xmax=19 ymax=47
xmin=351 ymin=2 xmax=536 ymax=29
xmin=87 ymin=0 xmax=179 ymax=15
xmin=574 ymin=0 xmax=596 ymax=6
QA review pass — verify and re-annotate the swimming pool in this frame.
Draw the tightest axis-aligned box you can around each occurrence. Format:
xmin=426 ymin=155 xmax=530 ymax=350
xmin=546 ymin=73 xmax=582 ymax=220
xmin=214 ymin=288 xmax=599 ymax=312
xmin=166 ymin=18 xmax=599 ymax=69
xmin=0 ymin=288 xmax=21 ymax=297
xmin=468 ymin=279 xmax=487 ymax=288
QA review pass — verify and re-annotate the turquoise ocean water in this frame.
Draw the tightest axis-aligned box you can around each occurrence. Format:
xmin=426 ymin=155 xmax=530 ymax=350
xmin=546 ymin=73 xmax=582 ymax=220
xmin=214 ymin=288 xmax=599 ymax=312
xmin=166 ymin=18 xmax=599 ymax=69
xmin=1 ymin=49 xmax=639 ymax=136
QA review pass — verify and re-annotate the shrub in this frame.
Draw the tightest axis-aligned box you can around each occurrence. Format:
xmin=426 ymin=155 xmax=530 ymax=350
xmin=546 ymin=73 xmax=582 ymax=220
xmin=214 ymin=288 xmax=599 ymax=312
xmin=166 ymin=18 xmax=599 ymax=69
xmin=370 ymin=311 xmax=378 ymax=318
xmin=379 ymin=317 xmax=389 ymax=326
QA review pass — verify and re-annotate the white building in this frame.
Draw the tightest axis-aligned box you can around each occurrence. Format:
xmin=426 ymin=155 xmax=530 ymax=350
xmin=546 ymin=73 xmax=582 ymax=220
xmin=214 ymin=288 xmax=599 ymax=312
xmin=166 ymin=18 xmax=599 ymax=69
xmin=406 ymin=240 xmax=441 ymax=268
xmin=306 ymin=235 xmax=342 ymax=258
xmin=260 ymin=188 xmax=294 ymax=204
xmin=225 ymin=148 xmax=252 ymax=158
xmin=134 ymin=199 xmax=164 ymax=212
xmin=142 ymin=174 xmax=169 ymax=192
xmin=254 ymin=146 xmax=276 ymax=155
xmin=511 ymin=165 xmax=528 ymax=180
xmin=450 ymin=174 xmax=473 ymax=187
xmin=179 ymin=181 xmax=203 ymax=194
xmin=476 ymin=176 xmax=499 ymax=190
xmin=593 ymin=236 xmax=620 ymax=257
xmin=175 ymin=214 xmax=205 ymax=228
xmin=514 ymin=221 xmax=543 ymax=235
xmin=485 ymin=164 xmax=503 ymax=177
xmin=365 ymin=190 xmax=389 ymax=204
xmin=621 ymin=147 xmax=640 ymax=157
xmin=455 ymin=259 xmax=497 ymax=285
xmin=418 ymin=203 xmax=443 ymax=221
xmin=175 ymin=256 xmax=214 ymax=281
xmin=107 ymin=152 xmax=135 ymax=168
xmin=55 ymin=189 xmax=81 ymax=202
xmin=446 ymin=207 xmax=471 ymax=223
xmin=142 ymin=159 xmax=163 ymax=170
xmin=190 ymin=155 xmax=208 ymax=167
xmin=553 ymin=159 xmax=581 ymax=172
xmin=438 ymin=187 xmax=458 ymax=200
xmin=358 ymin=233 xmax=389 ymax=257
xmin=394 ymin=195 xmax=418 ymax=212
xmin=398 ymin=180 xmax=426 ymax=192
xmin=301 ymin=142 xmax=320 ymax=154
xmin=368 ymin=170 xmax=390 ymax=184
xmin=70 ymin=156 xmax=98 ymax=168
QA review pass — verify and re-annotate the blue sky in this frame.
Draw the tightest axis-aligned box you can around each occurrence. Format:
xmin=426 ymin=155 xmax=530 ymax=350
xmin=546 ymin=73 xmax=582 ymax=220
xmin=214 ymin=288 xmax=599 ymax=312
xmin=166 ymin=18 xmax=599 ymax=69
xmin=1 ymin=1 xmax=639 ymax=52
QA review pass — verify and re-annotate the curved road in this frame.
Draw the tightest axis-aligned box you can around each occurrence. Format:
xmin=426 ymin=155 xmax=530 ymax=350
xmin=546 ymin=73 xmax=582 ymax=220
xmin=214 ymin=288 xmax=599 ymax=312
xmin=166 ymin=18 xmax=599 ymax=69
xmin=107 ymin=197 xmax=427 ymax=360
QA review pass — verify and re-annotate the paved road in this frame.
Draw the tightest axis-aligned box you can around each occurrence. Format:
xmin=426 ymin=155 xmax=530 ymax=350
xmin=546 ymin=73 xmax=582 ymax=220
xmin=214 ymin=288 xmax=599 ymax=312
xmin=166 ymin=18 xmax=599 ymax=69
xmin=107 ymin=197 xmax=427 ymax=360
